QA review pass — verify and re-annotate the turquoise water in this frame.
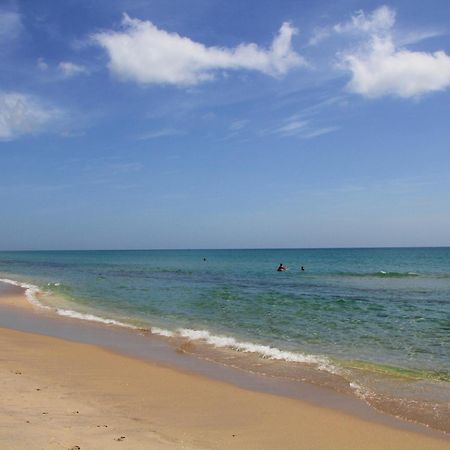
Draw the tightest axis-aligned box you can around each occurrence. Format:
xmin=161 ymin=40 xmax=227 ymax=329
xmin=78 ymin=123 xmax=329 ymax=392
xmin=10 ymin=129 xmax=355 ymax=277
xmin=0 ymin=248 xmax=449 ymax=430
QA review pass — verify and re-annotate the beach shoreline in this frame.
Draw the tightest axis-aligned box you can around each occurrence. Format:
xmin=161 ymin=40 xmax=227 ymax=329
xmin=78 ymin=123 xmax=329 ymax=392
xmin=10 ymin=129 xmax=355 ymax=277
xmin=0 ymin=284 xmax=449 ymax=449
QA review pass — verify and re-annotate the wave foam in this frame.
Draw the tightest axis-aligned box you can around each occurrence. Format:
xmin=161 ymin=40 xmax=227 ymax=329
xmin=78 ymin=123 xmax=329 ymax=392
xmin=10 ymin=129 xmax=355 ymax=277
xmin=0 ymin=278 xmax=49 ymax=309
xmin=338 ymin=271 xmax=421 ymax=279
xmin=375 ymin=271 xmax=420 ymax=278
xmin=0 ymin=279 xmax=335 ymax=375
xmin=0 ymin=277 xmax=138 ymax=330
xmin=151 ymin=327 xmax=175 ymax=337
xmin=152 ymin=327 xmax=334 ymax=371
xmin=56 ymin=308 xmax=138 ymax=329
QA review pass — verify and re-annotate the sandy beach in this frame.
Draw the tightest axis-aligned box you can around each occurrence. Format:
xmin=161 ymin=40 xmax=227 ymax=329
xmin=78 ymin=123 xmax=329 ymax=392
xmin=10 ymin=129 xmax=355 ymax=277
xmin=0 ymin=289 xmax=449 ymax=450
xmin=3 ymin=0 xmax=450 ymax=446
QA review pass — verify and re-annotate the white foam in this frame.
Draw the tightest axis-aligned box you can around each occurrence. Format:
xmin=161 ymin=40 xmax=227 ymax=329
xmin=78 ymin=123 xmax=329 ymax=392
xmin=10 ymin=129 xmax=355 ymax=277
xmin=349 ymin=381 xmax=376 ymax=401
xmin=0 ymin=278 xmax=335 ymax=375
xmin=0 ymin=278 xmax=49 ymax=309
xmin=176 ymin=327 xmax=333 ymax=370
xmin=55 ymin=308 xmax=138 ymax=329
xmin=151 ymin=327 xmax=175 ymax=337
xmin=149 ymin=326 xmax=338 ymax=373
xmin=0 ymin=277 xmax=139 ymax=330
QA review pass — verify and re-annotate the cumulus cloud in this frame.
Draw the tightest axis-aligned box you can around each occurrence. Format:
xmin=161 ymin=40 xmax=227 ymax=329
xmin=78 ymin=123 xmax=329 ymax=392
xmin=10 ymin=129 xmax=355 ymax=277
xmin=337 ymin=6 xmax=450 ymax=98
xmin=93 ymin=14 xmax=305 ymax=86
xmin=343 ymin=37 xmax=450 ymax=98
xmin=0 ymin=91 xmax=58 ymax=140
xmin=58 ymin=61 xmax=89 ymax=77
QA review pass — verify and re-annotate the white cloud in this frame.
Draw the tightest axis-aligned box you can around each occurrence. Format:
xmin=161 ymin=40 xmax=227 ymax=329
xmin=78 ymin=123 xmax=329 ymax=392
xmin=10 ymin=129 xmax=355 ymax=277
xmin=343 ymin=37 xmax=450 ymax=98
xmin=334 ymin=5 xmax=395 ymax=35
xmin=307 ymin=27 xmax=331 ymax=46
xmin=271 ymin=117 xmax=337 ymax=139
xmin=303 ymin=126 xmax=339 ymax=139
xmin=338 ymin=6 xmax=450 ymax=98
xmin=37 ymin=57 xmax=48 ymax=71
xmin=398 ymin=30 xmax=447 ymax=47
xmin=93 ymin=14 xmax=305 ymax=86
xmin=0 ymin=91 xmax=58 ymax=140
xmin=275 ymin=119 xmax=308 ymax=136
xmin=58 ymin=61 xmax=89 ymax=77
xmin=229 ymin=119 xmax=249 ymax=131
xmin=0 ymin=9 xmax=22 ymax=43
xmin=136 ymin=128 xmax=184 ymax=140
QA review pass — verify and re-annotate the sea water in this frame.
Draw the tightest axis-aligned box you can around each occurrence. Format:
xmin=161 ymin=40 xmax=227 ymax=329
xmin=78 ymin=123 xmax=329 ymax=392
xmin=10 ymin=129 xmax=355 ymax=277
xmin=0 ymin=248 xmax=449 ymax=431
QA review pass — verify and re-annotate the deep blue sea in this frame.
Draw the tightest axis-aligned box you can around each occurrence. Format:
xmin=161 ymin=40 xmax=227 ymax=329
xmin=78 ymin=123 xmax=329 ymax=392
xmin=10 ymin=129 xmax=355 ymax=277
xmin=0 ymin=248 xmax=449 ymax=431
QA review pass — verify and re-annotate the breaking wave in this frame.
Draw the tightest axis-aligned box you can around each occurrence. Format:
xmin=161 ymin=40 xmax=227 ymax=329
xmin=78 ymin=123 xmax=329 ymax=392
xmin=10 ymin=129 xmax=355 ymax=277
xmin=0 ymin=278 xmax=49 ymax=308
xmin=151 ymin=326 xmax=336 ymax=372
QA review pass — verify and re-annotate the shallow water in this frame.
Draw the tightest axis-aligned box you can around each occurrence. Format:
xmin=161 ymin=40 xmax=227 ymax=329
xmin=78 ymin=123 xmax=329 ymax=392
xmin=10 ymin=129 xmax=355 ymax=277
xmin=0 ymin=248 xmax=449 ymax=431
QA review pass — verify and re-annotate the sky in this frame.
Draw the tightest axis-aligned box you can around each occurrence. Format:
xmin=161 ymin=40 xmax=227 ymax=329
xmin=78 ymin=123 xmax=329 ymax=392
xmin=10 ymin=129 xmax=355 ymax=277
xmin=1 ymin=0 xmax=450 ymax=250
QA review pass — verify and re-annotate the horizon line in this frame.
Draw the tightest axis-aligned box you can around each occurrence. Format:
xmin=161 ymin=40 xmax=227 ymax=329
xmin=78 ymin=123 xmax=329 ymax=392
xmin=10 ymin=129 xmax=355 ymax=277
xmin=1 ymin=245 xmax=449 ymax=252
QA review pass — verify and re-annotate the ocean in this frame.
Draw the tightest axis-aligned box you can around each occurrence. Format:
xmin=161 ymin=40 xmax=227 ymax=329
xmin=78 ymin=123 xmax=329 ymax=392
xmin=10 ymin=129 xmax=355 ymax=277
xmin=0 ymin=247 xmax=449 ymax=431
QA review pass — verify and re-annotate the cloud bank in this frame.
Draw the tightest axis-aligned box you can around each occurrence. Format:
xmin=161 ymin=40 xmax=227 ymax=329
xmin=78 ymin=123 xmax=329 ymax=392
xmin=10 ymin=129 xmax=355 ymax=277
xmin=0 ymin=92 xmax=58 ymax=140
xmin=337 ymin=6 xmax=450 ymax=98
xmin=93 ymin=14 xmax=305 ymax=86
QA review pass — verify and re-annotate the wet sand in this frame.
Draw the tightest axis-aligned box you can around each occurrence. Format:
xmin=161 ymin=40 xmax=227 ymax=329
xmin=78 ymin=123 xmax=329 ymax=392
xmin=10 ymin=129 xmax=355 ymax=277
xmin=0 ymin=287 xmax=449 ymax=449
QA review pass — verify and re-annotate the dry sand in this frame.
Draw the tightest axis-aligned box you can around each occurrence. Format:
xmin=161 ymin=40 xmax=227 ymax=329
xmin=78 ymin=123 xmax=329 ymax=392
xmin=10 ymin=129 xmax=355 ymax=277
xmin=0 ymin=290 xmax=449 ymax=449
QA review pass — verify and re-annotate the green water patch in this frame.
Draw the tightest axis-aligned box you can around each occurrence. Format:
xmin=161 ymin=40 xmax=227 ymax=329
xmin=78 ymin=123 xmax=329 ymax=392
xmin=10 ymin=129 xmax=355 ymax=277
xmin=340 ymin=359 xmax=450 ymax=382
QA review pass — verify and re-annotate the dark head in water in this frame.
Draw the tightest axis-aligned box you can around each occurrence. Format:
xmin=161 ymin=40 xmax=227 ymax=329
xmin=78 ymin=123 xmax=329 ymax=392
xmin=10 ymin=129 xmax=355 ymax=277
xmin=277 ymin=263 xmax=287 ymax=272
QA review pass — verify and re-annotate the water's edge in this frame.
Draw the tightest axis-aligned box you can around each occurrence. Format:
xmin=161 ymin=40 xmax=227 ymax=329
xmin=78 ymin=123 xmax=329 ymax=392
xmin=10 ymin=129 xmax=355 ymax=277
xmin=0 ymin=280 xmax=448 ymax=441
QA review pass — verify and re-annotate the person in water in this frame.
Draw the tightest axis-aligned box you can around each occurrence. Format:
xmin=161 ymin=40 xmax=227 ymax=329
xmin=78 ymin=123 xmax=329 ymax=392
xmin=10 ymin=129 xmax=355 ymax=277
xmin=277 ymin=263 xmax=287 ymax=272
xmin=300 ymin=266 xmax=305 ymax=271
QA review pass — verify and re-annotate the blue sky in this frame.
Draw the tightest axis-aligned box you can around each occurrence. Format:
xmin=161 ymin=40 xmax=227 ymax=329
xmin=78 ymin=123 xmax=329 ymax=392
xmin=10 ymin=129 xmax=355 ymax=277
xmin=1 ymin=0 xmax=450 ymax=250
